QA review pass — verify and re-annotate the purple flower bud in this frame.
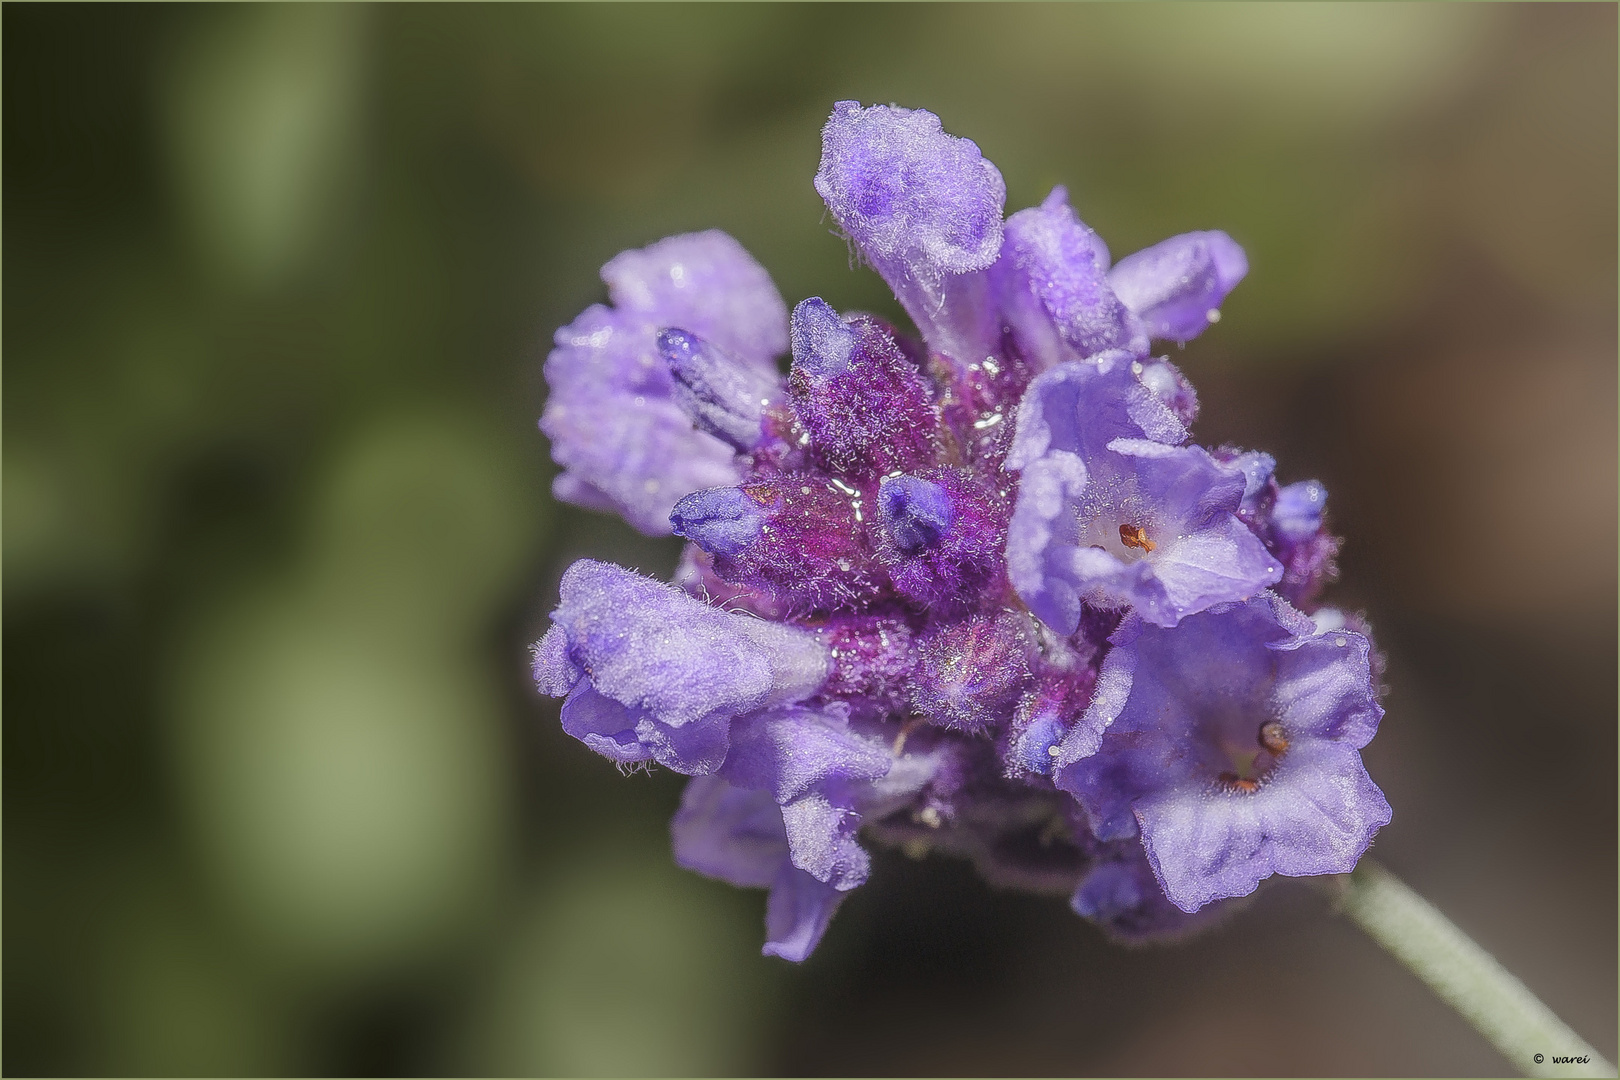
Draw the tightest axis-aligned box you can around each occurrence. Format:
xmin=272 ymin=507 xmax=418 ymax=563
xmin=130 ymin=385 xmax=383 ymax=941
xmin=879 ymin=474 xmax=955 ymax=553
xmin=816 ymin=615 xmax=917 ymax=717
xmin=788 ymin=297 xmax=857 ymax=376
xmin=876 ymin=468 xmax=1008 ymax=611
xmin=660 ymin=327 xmax=782 ymax=452
xmin=1010 ymin=715 xmax=1067 ymax=777
xmin=1271 ymin=480 xmax=1340 ymax=609
xmin=669 ymin=485 xmax=767 ymax=558
xmin=1005 ymin=663 xmax=1099 ymax=781
xmin=910 ymin=612 xmax=1036 ymax=734
xmin=1107 ymin=230 xmax=1248 ymax=344
xmin=788 ymin=301 xmax=942 ymax=479
xmin=673 ymin=477 xmax=884 ymax=615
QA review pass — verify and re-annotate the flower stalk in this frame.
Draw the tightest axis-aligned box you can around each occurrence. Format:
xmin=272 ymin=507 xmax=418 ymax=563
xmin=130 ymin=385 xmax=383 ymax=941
xmin=1335 ymin=861 xmax=1614 ymax=1078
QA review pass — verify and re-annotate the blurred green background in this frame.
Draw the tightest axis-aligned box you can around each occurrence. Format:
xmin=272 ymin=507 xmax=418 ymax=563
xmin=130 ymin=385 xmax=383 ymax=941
xmin=5 ymin=3 xmax=1615 ymax=1075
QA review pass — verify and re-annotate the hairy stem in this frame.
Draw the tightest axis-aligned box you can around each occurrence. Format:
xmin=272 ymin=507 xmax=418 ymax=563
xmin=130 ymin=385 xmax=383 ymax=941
xmin=1335 ymin=860 xmax=1614 ymax=1078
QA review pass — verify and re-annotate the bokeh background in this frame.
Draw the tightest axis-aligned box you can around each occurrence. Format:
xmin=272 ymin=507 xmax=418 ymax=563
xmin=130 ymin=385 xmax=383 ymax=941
xmin=6 ymin=3 xmax=1615 ymax=1076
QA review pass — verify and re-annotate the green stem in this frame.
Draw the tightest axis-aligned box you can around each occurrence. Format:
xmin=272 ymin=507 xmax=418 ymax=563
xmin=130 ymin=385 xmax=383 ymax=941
xmin=1335 ymin=861 xmax=1614 ymax=1078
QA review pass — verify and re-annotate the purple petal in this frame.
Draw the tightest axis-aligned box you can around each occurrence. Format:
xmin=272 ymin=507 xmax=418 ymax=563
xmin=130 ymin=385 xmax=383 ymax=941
xmin=559 ymin=683 xmax=655 ymax=765
xmin=1137 ymin=740 xmax=1391 ymax=912
xmin=537 ymin=560 xmax=828 ymax=772
xmin=994 ymin=187 xmax=1148 ymax=368
xmin=1146 ymin=513 xmax=1286 ymax=626
xmin=1057 ymin=631 xmax=1137 ymax=765
xmin=1005 ymin=354 xmax=1187 ymax=472
xmin=815 ymin=101 xmax=1005 ymax=278
xmin=780 ymin=792 xmax=871 ymax=891
xmin=542 ymin=391 xmax=741 ymax=535
xmin=530 ymin=624 xmax=579 ymax=697
xmin=814 ymin=101 xmax=1006 ymax=366
xmin=1004 ymin=451 xmax=1091 ymax=635
xmin=763 ymin=862 xmax=848 ymax=962
xmin=671 ymin=775 xmax=789 ymax=889
xmin=1107 ymin=230 xmax=1248 ymax=344
xmin=1268 ymin=628 xmax=1383 ymax=748
xmin=601 ymin=230 xmax=788 ymax=366
xmin=1136 ymin=357 xmax=1199 ymax=427
xmin=721 ymin=704 xmax=892 ymax=806
xmin=549 ymin=472 xmax=623 ymax=516
xmin=543 ymin=231 xmax=787 ymax=534
xmin=1222 ymin=449 xmax=1277 ymax=520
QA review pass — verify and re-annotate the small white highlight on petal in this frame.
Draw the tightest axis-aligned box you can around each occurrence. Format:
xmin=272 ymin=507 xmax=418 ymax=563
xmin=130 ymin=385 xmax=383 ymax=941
xmin=1047 ymin=744 xmax=1062 ymax=757
xmin=1206 ymin=308 xmax=1222 ymax=323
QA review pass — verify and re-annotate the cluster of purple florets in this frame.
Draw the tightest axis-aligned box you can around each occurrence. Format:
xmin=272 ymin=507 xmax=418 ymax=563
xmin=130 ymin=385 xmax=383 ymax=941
xmin=533 ymin=102 xmax=1390 ymax=960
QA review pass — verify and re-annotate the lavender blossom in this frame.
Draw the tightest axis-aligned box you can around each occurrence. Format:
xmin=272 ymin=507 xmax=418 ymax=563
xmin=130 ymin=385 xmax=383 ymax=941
xmin=533 ymin=102 xmax=1389 ymax=960
xmin=1056 ymin=594 xmax=1391 ymax=911
xmin=1004 ymin=353 xmax=1283 ymax=632
xmin=534 ymin=559 xmax=828 ymax=773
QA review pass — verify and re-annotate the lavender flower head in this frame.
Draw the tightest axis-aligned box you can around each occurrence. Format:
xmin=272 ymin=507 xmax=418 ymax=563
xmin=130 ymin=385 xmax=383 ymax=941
xmin=533 ymin=102 xmax=1388 ymax=960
